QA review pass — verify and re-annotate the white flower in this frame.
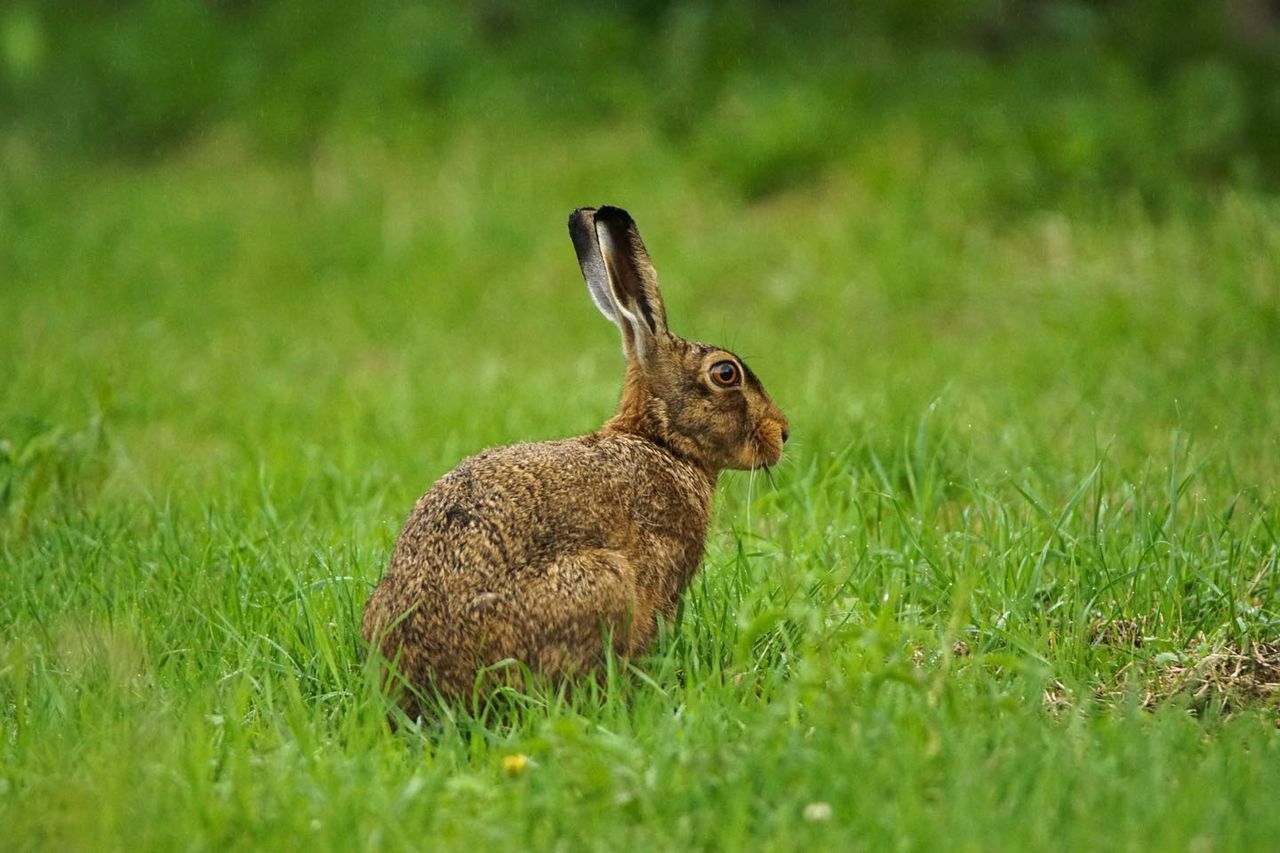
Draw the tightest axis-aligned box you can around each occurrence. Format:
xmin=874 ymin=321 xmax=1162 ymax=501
xmin=803 ymin=802 xmax=833 ymax=822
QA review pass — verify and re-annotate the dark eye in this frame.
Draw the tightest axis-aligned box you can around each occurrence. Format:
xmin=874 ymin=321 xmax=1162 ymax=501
xmin=709 ymin=359 xmax=740 ymax=388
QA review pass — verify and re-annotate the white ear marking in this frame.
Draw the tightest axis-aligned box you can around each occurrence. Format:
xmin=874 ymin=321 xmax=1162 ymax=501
xmin=568 ymin=207 xmax=620 ymax=326
xmin=598 ymin=225 xmax=649 ymax=362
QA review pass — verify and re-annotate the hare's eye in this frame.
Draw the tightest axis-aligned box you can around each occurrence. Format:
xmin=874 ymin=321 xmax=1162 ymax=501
xmin=709 ymin=360 xmax=741 ymax=388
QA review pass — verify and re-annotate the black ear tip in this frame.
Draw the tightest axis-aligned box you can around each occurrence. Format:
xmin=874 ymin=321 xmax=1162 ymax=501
xmin=595 ymin=205 xmax=635 ymax=228
xmin=569 ymin=207 xmax=597 ymax=231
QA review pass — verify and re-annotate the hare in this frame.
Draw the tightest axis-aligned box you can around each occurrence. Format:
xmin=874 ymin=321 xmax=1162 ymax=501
xmin=362 ymin=205 xmax=788 ymax=710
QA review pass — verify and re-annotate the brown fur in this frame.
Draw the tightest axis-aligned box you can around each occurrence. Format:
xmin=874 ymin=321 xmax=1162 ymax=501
xmin=362 ymin=206 xmax=788 ymax=711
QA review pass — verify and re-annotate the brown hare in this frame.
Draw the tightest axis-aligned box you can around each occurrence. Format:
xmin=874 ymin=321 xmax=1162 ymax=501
xmin=363 ymin=205 xmax=788 ymax=711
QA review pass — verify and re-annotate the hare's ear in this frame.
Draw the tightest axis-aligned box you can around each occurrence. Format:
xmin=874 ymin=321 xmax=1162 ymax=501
xmin=569 ymin=207 xmax=619 ymax=326
xmin=592 ymin=206 xmax=668 ymax=363
xmin=568 ymin=205 xmax=668 ymax=363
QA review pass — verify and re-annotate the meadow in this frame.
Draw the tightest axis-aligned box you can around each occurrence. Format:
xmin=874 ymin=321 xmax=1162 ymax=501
xmin=3 ymin=3 xmax=1280 ymax=849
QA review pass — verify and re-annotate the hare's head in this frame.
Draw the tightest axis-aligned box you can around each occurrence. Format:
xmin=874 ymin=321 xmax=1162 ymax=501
xmin=569 ymin=206 xmax=789 ymax=473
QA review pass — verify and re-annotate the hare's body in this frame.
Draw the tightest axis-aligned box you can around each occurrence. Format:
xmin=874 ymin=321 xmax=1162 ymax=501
xmin=363 ymin=431 xmax=715 ymax=699
xmin=364 ymin=206 xmax=788 ymax=710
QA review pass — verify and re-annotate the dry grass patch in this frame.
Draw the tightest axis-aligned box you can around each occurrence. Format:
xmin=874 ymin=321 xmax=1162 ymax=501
xmin=1151 ymin=639 xmax=1280 ymax=715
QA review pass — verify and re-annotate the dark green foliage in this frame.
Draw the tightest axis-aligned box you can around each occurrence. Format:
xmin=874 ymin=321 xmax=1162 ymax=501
xmin=4 ymin=1 xmax=1280 ymax=203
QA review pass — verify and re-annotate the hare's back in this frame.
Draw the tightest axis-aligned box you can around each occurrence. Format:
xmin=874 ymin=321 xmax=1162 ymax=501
xmin=390 ymin=433 xmax=706 ymax=577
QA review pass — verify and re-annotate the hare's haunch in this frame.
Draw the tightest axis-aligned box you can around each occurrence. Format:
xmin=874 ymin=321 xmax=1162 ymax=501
xmin=363 ymin=206 xmax=789 ymax=710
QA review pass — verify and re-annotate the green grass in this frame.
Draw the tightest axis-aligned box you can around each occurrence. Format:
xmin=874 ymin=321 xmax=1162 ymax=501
xmin=2 ymin=114 xmax=1279 ymax=850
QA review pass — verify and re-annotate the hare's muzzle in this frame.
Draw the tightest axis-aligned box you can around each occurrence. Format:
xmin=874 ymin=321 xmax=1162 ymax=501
xmin=755 ymin=413 xmax=789 ymax=467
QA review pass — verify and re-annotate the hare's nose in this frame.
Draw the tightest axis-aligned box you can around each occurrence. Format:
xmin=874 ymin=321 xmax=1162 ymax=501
xmin=780 ymin=426 xmax=790 ymax=444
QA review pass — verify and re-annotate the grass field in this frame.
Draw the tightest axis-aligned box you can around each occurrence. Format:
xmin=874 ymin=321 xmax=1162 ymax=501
xmin=2 ymin=104 xmax=1280 ymax=849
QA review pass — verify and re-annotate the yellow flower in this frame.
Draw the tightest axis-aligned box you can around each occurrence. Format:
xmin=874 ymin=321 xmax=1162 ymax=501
xmin=502 ymin=753 xmax=529 ymax=777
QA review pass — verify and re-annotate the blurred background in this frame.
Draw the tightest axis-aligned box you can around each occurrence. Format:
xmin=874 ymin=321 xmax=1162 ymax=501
xmin=5 ymin=0 xmax=1280 ymax=198
xmin=2 ymin=0 xmax=1279 ymax=514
